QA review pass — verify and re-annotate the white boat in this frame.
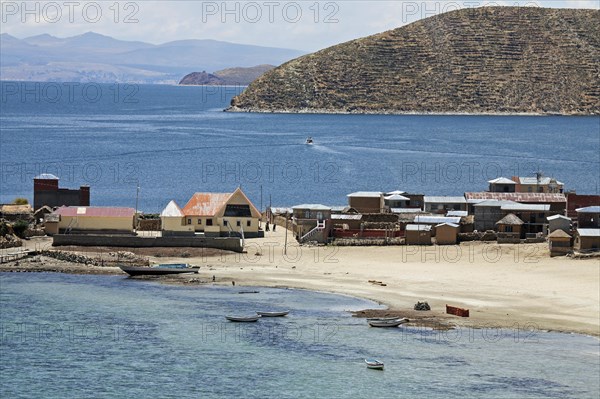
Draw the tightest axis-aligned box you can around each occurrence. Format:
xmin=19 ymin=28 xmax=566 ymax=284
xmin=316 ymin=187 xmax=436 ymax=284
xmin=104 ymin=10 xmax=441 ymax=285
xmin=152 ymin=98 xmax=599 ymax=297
xmin=305 ymin=136 xmax=314 ymax=145
xmin=367 ymin=317 xmax=409 ymax=327
xmin=366 ymin=317 xmax=401 ymax=322
xmin=365 ymin=359 xmax=384 ymax=370
xmin=225 ymin=315 xmax=261 ymax=322
xmin=256 ymin=311 xmax=290 ymax=317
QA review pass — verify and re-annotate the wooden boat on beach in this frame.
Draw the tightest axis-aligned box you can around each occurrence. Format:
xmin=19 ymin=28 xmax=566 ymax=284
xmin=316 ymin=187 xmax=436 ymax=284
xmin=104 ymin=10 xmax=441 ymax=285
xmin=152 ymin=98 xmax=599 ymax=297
xmin=225 ymin=315 xmax=261 ymax=322
xmin=367 ymin=317 xmax=409 ymax=327
xmin=256 ymin=311 xmax=289 ymax=317
xmin=120 ymin=263 xmax=199 ymax=276
xmin=366 ymin=317 xmax=401 ymax=322
xmin=365 ymin=359 xmax=384 ymax=370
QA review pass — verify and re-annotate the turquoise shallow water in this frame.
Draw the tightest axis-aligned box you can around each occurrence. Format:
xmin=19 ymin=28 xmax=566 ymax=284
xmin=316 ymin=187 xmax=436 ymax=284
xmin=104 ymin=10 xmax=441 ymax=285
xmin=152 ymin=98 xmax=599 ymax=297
xmin=1 ymin=272 xmax=599 ymax=398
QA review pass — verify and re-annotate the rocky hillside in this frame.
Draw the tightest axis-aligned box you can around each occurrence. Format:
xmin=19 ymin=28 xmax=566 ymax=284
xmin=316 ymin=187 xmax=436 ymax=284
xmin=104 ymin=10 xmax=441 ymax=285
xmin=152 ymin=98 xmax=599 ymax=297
xmin=180 ymin=65 xmax=275 ymax=86
xmin=228 ymin=7 xmax=600 ymax=115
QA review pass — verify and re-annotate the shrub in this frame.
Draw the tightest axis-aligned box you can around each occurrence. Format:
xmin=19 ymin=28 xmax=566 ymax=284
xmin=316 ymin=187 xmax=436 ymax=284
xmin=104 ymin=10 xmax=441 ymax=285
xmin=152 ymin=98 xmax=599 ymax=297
xmin=12 ymin=198 xmax=29 ymax=205
xmin=12 ymin=220 xmax=29 ymax=238
xmin=0 ymin=222 xmax=9 ymax=236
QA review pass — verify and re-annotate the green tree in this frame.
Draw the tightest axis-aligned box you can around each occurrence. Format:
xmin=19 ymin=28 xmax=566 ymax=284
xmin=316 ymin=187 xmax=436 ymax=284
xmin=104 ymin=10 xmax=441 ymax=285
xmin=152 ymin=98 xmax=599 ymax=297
xmin=12 ymin=198 xmax=29 ymax=205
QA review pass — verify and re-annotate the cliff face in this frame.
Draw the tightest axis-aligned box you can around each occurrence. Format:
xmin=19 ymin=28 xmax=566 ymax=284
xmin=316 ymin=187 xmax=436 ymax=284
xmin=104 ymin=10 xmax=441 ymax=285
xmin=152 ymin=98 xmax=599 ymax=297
xmin=229 ymin=7 xmax=600 ymax=115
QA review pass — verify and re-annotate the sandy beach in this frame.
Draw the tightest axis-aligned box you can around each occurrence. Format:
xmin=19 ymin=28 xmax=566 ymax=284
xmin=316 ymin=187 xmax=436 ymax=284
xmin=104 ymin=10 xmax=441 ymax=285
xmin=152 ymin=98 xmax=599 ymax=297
xmin=3 ymin=232 xmax=599 ymax=337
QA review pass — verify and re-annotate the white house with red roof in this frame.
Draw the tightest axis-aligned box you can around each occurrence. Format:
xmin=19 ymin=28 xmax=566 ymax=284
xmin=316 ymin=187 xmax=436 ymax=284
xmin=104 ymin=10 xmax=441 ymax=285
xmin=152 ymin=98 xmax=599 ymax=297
xmin=161 ymin=188 xmax=262 ymax=238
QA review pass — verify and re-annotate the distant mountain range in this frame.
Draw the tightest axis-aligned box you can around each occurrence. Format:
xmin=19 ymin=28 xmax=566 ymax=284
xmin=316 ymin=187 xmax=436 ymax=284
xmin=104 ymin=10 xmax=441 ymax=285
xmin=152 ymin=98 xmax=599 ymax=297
xmin=0 ymin=32 xmax=305 ymax=84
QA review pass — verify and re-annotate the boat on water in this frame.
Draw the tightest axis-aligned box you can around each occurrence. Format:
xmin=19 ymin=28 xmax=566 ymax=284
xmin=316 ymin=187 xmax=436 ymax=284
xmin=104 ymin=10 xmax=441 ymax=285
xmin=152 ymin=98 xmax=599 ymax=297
xmin=365 ymin=359 xmax=384 ymax=370
xmin=305 ymin=136 xmax=314 ymax=145
xmin=367 ymin=317 xmax=409 ymax=328
xmin=225 ymin=315 xmax=261 ymax=322
xmin=119 ymin=263 xmax=200 ymax=276
xmin=256 ymin=311 xmax=290 ymax=317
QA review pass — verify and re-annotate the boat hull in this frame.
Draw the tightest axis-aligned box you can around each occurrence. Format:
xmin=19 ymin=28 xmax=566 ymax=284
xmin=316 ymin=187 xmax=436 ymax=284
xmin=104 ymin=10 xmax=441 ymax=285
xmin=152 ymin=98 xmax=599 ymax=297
xmin=225 ymin=315 xmax=261 ymax=322
xmin=365 ymin=359 xmax=384 ymax=370
xmin=367 ymin=317 xmax=409 ymax=327
xmin=256 ymin=311 xmax=289 ymax=317
xmin=119 ymin=266 xmax=200 ymax=276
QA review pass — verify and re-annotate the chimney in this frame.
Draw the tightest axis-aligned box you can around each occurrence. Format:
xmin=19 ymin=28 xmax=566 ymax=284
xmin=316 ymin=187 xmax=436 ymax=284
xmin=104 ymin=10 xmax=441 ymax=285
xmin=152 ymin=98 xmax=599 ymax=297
xmin=79 ymin=185 xmax=90 ymax=206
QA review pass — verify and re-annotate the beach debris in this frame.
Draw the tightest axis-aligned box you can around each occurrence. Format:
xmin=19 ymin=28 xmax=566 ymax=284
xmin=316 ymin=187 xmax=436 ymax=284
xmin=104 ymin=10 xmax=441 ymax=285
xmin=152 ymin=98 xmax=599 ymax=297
xmin=368 ymin=280 xmax=387 ymax=286
xmin=446 ymin=304 xmax=470 ymax=317
xmin=414 ymin=301 xmax=431 ymax=311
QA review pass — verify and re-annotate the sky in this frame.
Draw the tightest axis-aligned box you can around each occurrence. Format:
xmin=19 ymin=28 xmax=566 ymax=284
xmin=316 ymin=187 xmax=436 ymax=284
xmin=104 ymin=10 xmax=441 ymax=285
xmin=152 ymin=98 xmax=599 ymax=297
xmin=1 ymin=0 xmax=598 ymax=51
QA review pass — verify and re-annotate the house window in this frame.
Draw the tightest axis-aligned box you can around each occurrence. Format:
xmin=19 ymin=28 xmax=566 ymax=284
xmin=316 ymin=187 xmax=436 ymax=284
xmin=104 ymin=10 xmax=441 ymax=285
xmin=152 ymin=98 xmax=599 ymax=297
xmin=197 ymin=219 xmax=202 ymax=225
xmin=236 ymin=220 xmax=241 ymax=227
xmin=505 ymin=226 xmax=513 ymax=232
xmin=528 ymin=187 xmax=533 ymax=192
xmin=247 ymin=220 xmax=251 ymax=227
xmin=206 ymin=219 xmax=213 ymax=226
xmin=223 ymin=220 xmax=228 ymax=226
xmin=187 ymin=219 xmax=191 ymax=225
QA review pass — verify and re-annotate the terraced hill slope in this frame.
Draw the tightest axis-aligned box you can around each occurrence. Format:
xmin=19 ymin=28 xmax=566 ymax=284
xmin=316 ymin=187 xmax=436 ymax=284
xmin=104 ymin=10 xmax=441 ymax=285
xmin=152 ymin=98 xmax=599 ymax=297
xmin=228 ymin=7 xmax=599 ymax=115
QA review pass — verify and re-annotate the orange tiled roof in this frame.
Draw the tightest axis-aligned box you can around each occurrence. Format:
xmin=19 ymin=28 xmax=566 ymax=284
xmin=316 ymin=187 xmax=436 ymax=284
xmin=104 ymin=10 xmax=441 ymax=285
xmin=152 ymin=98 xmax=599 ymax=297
xmin=182 ymin=193 xmax=232 ymax=216
xmin=465 ymin=192 xmax=566 ymax=203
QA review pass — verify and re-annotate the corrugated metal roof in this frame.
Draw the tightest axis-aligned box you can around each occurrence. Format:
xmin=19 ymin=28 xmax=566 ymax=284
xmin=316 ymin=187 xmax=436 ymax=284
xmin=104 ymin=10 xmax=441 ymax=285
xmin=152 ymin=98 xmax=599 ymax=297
xmin=436 ymin=222 xmax=459 ymax=228
xmin=331 ymin=214 xmax=363 ymax=220
xmin=501 ymin=203 xmax=550 ymax=212
xmin=547 ymin=214 xmax=570 ymax=221
xmin=391 ymin=208 xmax=425 ymax=214
xmin=446 ymin=210 xmax=468 ymax=217
xmin=160 ymin=200 xmax=184 ymax=217
xmin=414 ymin=216 xmax=461 ymax=224
xmin=292 ymin=204 xmax=331 ymax=210
xmin=518 ymin=177 xmax=563 ymax=185
xmin=406 ymin=224 xmax=432 ymax=231
xmin=424 ymin=196 xmax=466 ymax=204
xmin=473 ymin=200 xmax=517 ymax=207
xmin=576 ymin=228 xmax=600 ymax=237
xmin=576 ymin=206 xmax=600 ymax=213
xmin=488 ymin=177 xmax=516 ymax=184
xmin=465 ymin=192 xmax=566 ymax=203
xmin=270 ymin=207 xmax=293 ymax=214
xmin=384 ymin=194 xmax=410 ymax=201
xmin=496 ymin=213 xmax=524 ymax=225
xmin=347 ymin=191 xmax=382 ymax=198
xmin=34 ymin=173 xmax=59 ymax=180
xmin=55 ymin=206 xmax=135 ymax=218
xmin=183 ymin=193 xmax=232 ymax=216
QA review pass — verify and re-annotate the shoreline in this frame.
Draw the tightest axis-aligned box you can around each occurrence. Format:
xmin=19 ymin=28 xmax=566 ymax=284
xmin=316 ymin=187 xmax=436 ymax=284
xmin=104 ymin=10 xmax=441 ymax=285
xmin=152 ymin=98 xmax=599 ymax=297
xmin=224 ymin=106 xmax=598 ymax=117
xmin=3 ymin=235 xmax=599 ymax=337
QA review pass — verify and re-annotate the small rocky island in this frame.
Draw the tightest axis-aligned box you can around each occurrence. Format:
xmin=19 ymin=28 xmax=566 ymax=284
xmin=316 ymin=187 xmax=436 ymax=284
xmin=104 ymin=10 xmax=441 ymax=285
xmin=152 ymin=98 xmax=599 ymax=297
xmin=180 ymin=65 xmax=274 ymax=86
xmin=228 ymin=7 xmax=600 ymax=115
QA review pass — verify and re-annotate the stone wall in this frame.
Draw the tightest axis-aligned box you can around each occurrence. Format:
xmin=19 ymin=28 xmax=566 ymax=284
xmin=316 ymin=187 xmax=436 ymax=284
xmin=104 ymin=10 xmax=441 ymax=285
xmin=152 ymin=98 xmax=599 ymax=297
xmin=52 ymin=234 xmax=243 ymax=252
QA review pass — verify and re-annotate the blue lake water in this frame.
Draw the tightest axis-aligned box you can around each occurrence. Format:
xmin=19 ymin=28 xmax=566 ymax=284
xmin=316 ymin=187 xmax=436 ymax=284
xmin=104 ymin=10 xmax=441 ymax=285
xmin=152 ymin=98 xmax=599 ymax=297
xmin=1 ymin=82 xmax=599 ymax=212
xmin=1 ymin=273 xmax=599 ymax=398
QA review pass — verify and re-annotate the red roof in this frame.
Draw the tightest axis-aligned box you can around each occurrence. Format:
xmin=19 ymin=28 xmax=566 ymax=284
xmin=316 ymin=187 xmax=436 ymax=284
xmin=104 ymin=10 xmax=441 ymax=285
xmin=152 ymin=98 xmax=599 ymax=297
xmin=465 ymin=192 xmax=566 ymax=203
xmin=182 ymin=193 xmax=232 ymax=216
xmin=55 ymin=206 xmax=135 ymax=218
